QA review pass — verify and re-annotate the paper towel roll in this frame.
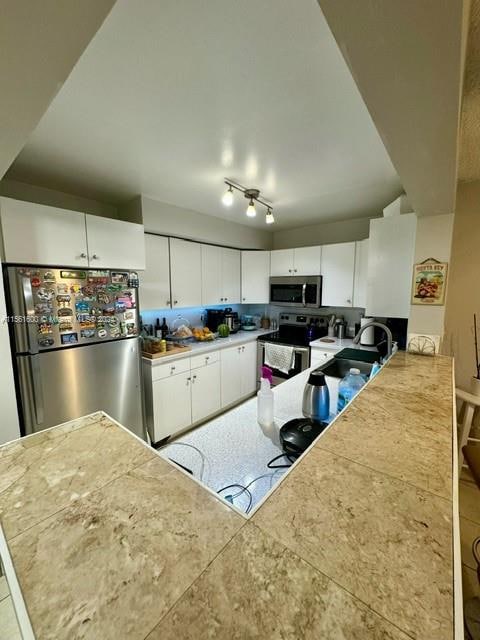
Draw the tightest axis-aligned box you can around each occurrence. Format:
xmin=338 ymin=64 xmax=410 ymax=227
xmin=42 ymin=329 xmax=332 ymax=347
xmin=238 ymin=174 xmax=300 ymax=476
xmin=360 ymin=317 xmax=375 ymax=346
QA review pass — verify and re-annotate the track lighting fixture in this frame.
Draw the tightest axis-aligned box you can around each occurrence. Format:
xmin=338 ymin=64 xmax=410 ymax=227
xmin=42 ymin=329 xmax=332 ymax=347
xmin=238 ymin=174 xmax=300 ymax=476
xmin=221 ymin=184 xmax=234 ymax=207
xmin=246 ymin=199 xmax=256 ymax=217
xmin=221 ymin=179 xmax=274 ymax=224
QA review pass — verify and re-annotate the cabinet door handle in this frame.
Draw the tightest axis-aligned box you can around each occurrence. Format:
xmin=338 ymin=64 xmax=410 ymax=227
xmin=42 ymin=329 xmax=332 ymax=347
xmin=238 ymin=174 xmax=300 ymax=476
xmin=205 ymin=356 xmax=210 ymax=361
xmin=242 ymin=297 xmax=246 ymax=301
xmin=192 ymin=374 xmax=197 ymax=381
xmin=174 ymin=300 xmax=178 ymax=305
xmin=220 ymin=298 xmax=224 ymax=302
xmin=225 ymin=297 xmax=228 ymax=301
xmin=242 ymin=346 xmax=245 ymax=352
xmin=170 ymin=366 xmax=176 ymax=373
xmin=186 ymin=377 xmax=191 ymax=385
xmin=80 ymin=252 xmax=87 ymax=259
xmin=91 ymin=254 xmax=99 ymax=260
xmin=166 ymin=300 xmax=171 ymax=306
xmin=346 ymin=299 xmax=351 ymax=304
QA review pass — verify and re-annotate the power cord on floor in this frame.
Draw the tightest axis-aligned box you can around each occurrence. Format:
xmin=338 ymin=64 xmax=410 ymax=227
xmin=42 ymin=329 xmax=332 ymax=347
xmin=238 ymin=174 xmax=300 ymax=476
xmin=217 ymin=483 xmax=253 ymax=514
xmin=266 ymin=452 xmax=298 ymax=469
xmin=217 ymin=470 xmax=285 ymax=514
xmin=157 ymin=441 xmax=209 ymax=482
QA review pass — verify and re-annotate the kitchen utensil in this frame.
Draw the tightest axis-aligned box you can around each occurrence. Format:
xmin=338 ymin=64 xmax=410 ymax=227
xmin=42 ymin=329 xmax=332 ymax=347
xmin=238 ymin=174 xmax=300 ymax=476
xmin=302 ymin=371 xmax=330 ymax=421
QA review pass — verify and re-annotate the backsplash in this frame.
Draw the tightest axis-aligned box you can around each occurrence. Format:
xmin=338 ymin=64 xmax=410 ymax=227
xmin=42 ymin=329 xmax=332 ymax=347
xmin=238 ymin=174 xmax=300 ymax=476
xmin=140 ymin=303 xmax=366 ymax=336
xmin=244 ymin=304 xmax=366 ymax=337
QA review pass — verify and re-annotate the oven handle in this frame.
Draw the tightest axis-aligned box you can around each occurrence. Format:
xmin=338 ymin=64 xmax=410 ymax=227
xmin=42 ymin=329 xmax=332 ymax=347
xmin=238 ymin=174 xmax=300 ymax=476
xmin=302 ymin=283 xmax=307 ymax=307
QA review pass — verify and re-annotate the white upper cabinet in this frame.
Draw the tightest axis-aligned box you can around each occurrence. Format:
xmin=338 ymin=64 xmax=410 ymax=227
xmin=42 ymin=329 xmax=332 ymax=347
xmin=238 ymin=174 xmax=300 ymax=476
xmin=170 ymin=238 xmax=202 ymax=308
xmin=321 ymin=242 xmax=356 ymax=307
xmin=139 ymin=234 xmax=171 ymax=311
xmin=201 ymin=244 xmax=222 ymax=306
xmin=0 ymin=197 xmax=88 ymax=267
xmin=241 ymin=251 xmax=270 ymax=304
xmin=201 ymin=245 xmax=241 ymax=306
xmin=270 ymin=246 xmax=321 ymax=276
xmin=353 ymin=239 xmax=369 ymax=308
xmin=292 ymin=246 xmax=322 ymax=275
xmin=221 ymin=248 xmax=241 ymax=304
xmin=0 ymin=198 xmax=145 ymax=270
xmin=85 ymin=215 xmax=145 ymax=270
xmin=270 ymin=249 xmax=295 ymax=276
xmin=366 ymin=213 xmax=417 ymax=318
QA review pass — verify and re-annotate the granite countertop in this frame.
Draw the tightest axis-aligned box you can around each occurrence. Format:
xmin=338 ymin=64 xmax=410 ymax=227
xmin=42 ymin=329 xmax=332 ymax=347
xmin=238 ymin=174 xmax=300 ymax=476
xmin=0 ymin=352 xmax=457 ymax=639
xmin=142 ymin=328 xmax=274 ymax=365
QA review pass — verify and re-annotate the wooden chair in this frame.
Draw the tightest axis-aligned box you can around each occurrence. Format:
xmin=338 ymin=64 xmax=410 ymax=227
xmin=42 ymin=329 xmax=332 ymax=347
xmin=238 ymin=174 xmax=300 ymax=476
xmin=456 ymin=389 xmax=480 ymax=474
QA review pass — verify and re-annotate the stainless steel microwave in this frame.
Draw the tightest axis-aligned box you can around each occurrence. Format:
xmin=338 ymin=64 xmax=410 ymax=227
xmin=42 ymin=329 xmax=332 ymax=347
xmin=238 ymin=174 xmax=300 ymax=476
xmin=269 ymin=276 xmax=323 ymax=308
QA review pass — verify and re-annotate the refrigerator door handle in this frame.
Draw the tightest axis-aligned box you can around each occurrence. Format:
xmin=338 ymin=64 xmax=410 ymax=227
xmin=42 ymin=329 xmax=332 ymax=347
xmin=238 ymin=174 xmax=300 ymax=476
xmin=21 ymin=276 xmax=38 ymax=355
xmin=30 ymin=354 xmax=44 ymax=425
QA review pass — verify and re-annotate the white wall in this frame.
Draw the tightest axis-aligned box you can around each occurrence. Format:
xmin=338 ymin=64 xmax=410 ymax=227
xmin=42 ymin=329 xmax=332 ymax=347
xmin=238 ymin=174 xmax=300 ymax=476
xmin=0 ymin=0 xmax=116 ymax=180
xmin=273 ymin=215 xmax=373 ymax=249
xmin=0 ymin=261 xmax=20 ymax=443
xmin=0 ymin=179 xmax=118 ymax=219
xmin=141 ymin=196 xmax=272 ymax=250
xmin=408 ymin=213 xmax=454 ymax=341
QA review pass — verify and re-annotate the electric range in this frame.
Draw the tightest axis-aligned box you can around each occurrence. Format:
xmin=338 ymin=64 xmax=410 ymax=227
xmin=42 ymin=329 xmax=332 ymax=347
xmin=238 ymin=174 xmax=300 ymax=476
xmin=257 ymin=314 xmax=328 ymax=385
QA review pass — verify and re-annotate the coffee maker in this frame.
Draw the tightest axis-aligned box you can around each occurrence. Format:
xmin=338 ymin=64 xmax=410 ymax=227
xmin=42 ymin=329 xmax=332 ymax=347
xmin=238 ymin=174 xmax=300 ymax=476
xmin=223 ymin=308 xmax=240 ymax=334
xmin=205 ymin=309 xmax=225 ymax=332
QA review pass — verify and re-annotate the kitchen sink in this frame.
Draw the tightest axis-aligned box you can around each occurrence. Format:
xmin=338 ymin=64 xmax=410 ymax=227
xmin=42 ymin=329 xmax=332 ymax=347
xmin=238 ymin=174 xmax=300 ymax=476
xmin=315 ymin=358 xmax=374 ymax=379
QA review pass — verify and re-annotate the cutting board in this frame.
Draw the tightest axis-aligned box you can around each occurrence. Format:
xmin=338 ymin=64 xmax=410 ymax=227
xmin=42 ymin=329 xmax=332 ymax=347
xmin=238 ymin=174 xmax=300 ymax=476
xmin=142 ymin=344 xmax=192 ymax=359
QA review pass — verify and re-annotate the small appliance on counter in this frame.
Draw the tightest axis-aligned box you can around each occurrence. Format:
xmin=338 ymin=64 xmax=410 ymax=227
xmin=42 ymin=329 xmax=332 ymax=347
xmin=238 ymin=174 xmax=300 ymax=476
xmin=241 ymin=314 xmax=257 ymax=331
xmin=223 ymin=308 xmax=240 ymax=334
xmin=205 ymin=309 xmax=226 ymax=332
xmin=280 ymin=418 xmax=328 ymax=456
xmin=302 ymin=371 xmax=330 ymax=422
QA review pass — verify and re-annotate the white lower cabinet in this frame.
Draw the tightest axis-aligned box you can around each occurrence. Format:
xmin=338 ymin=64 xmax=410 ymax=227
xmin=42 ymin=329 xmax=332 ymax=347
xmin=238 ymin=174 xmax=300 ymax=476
xmin=146 ymin=349 xmax=225 ymax=443
xmin=152 ymin=370 xmax=192 ymax=442
xmin=220 ymin=341 xmax=258 ymax=408
xmin=191 ymin=361 xmax=221 ymax=423
xmin=241 ymin=341 xmax=258 ymax=397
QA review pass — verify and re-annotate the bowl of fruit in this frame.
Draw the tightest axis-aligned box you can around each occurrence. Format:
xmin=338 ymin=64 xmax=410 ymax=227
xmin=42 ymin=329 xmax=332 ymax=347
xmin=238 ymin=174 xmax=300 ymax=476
xmin=192 ymin=327 xmax=216 ymax=342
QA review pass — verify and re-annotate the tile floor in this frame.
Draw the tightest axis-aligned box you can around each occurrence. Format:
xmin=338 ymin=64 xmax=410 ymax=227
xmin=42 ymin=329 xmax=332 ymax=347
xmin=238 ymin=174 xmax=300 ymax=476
xmin=460 ymin=467 xmax=480 ymax=609
xmin=0 ymin=575 xmax=21 ymax=640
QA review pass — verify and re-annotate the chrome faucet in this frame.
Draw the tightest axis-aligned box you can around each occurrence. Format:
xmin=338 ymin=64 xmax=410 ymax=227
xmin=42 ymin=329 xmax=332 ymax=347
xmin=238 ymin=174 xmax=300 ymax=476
xmin=353 ymin=321 xmax=393 ymax=361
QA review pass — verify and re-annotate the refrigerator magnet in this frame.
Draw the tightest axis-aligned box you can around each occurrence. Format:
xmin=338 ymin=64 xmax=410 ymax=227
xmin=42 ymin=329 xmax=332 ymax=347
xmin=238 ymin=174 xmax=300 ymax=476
xmin=60 ymin=333 xmax=78 ymax=345
xmin=97 ymin=328 xmax=107 ymax=339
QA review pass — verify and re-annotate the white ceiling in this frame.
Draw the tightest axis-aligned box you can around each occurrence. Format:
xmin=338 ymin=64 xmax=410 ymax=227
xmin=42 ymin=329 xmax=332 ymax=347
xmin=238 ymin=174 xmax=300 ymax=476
xmin=6 ymin=0 xmax=402 ymax=229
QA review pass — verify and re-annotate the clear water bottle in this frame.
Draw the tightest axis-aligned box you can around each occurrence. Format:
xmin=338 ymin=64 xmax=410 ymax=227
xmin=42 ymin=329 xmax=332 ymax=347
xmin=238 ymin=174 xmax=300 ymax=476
xmin=337 ymin=368 xmax=365 ymax=413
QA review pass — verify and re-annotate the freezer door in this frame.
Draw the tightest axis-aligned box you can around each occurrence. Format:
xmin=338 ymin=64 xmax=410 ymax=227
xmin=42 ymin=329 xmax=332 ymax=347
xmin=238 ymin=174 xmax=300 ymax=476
xmin=16 ymin=338 xmax=145 ymax=440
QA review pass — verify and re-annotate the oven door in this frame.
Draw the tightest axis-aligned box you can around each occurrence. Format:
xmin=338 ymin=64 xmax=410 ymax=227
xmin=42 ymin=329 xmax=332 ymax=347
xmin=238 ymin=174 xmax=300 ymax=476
xmin=269 ymin=276 xmax=322 ymax=308
xmin=257 ymin=341 xmax=310 ymax=387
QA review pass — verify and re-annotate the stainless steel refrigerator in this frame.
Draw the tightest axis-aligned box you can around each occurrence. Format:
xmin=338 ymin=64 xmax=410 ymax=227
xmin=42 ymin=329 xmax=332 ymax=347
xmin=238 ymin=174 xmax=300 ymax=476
xmin=5 ymin=266 xmax=145 ymax=440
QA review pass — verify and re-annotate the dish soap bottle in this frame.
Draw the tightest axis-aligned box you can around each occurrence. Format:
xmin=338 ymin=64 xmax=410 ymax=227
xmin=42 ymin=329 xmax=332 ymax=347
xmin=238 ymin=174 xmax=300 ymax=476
xmin=257 ymin=366 xmax=274 ymax=428
xmin=337 ymin=368 xmax=365 ymax=413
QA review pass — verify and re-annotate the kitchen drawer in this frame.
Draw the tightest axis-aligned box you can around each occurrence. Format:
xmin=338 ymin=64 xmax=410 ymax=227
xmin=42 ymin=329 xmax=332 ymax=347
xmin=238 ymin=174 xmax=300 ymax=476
xmin=151 ymin=357 xmax=191 ymax=381
xmin=190 ymin=350 xmax=220 ymax=370
xmin=311 ymin=350 xmax=336 ymax=368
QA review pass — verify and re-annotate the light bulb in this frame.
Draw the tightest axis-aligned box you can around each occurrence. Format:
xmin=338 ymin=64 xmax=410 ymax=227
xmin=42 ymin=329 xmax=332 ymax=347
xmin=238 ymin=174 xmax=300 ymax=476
xmin=246 ymin=199 xmax=256 ymax=217
xmin=222 ymin=185 xmax=234 ymax=207
xmin=265 ymin=209 xmax=275 ymax=224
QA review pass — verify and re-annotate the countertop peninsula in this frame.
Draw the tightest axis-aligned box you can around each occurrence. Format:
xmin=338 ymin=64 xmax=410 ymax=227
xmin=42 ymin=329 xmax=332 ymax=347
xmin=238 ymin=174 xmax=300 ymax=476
xmin=0 ymin=352 xmax=458 ymax=639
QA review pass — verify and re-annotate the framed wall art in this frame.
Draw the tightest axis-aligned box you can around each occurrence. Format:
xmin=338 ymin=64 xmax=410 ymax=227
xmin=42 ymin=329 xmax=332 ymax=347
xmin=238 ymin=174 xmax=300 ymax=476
xmin=411 ymin=258 xmax=448 ymax=306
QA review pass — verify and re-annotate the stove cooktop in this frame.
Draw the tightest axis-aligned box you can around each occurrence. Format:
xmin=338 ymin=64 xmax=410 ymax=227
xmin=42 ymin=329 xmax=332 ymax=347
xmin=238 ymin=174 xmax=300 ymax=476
xmin=260 ymin=333 xmax=310 ymax=348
